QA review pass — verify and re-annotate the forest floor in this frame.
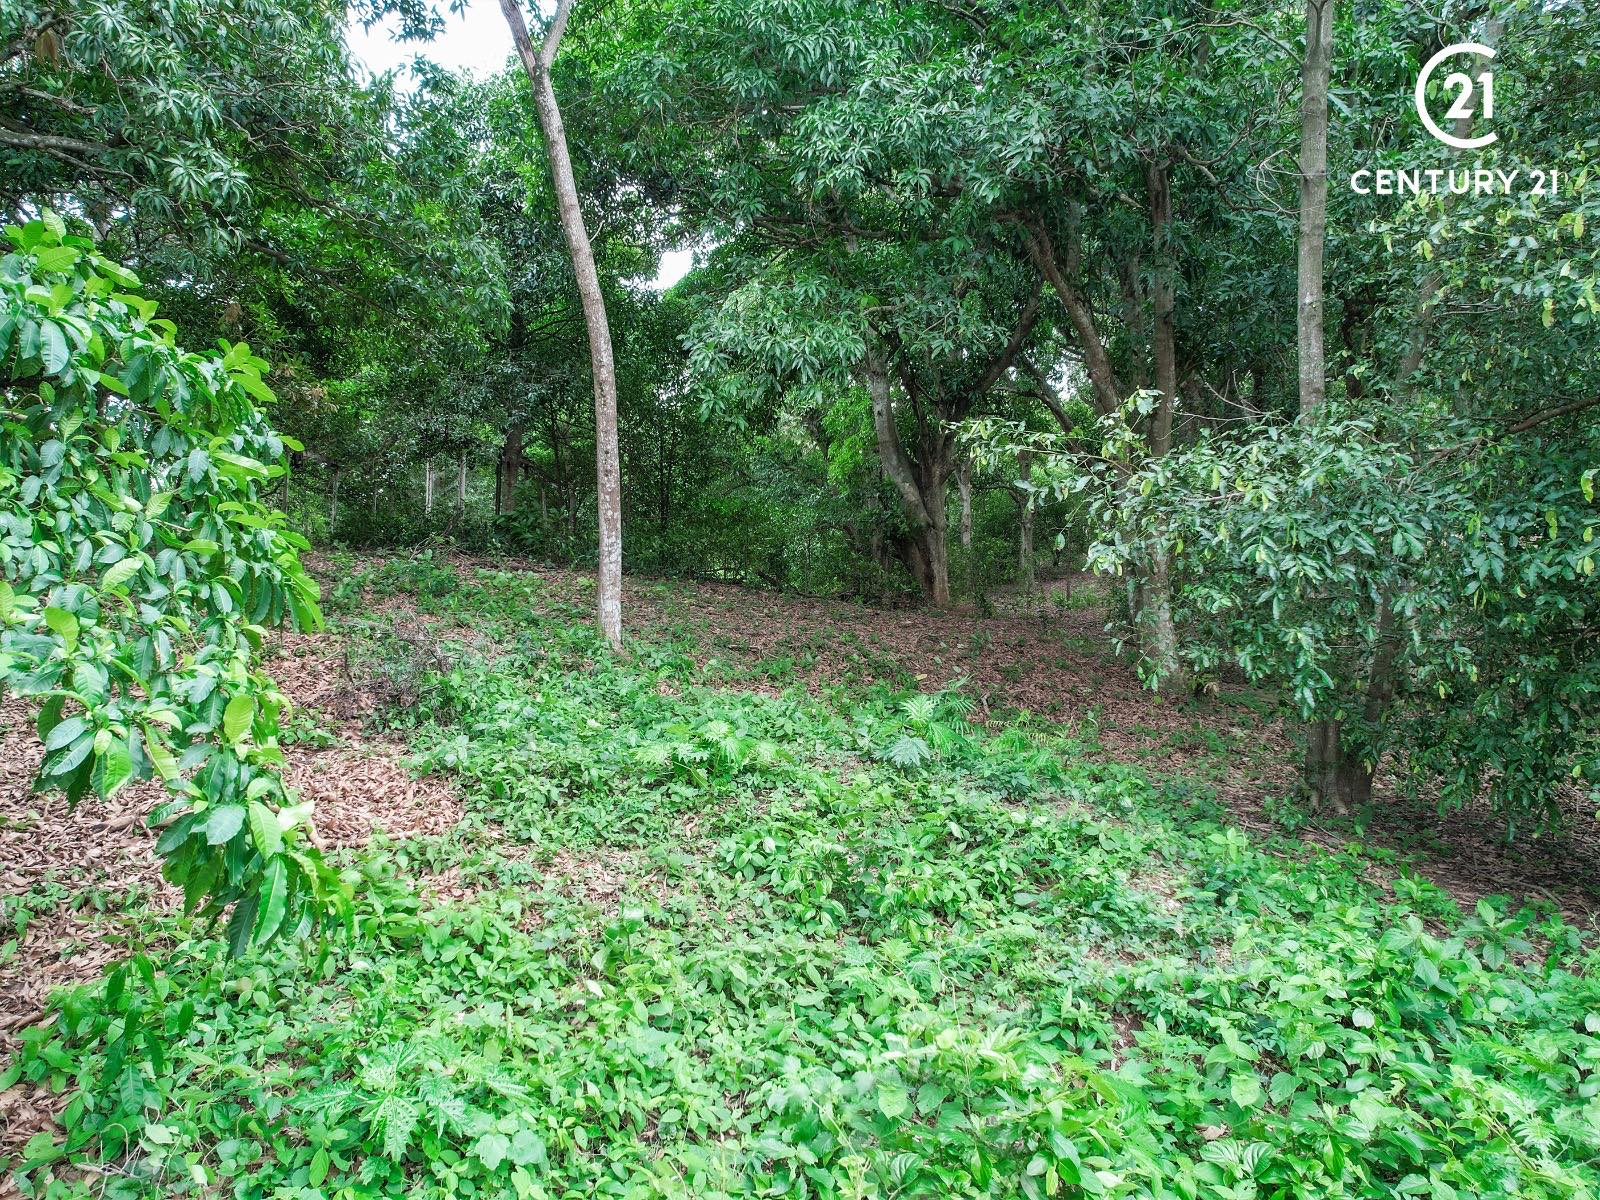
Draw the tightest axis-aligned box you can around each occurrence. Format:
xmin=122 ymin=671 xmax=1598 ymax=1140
xmin=3 ymin=551 xmax=1597 ymax=1198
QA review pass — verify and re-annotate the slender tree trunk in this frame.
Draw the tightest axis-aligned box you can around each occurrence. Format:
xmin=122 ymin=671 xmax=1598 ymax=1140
xmin=1297 ymin=0 xmax=1363 ymax=795
xmin=499 ymin=0 xmax=623 ymax=651
xmin=862 ymin=345 xmax=952 ymax=607
xmin=329 ymin=467 xmax=341 ymax=534
xmin=1141 ymin=161 xmax=1187 ymax=695
xmin=923 ymin=495 xmax=951 ymax=608
xmin=456 ymin=451 xmax=467 ymax=516
xmin=957 ymin=459 xmax=973 ymax=551
xmin=498 ymin=427 xmax=523 ymax=515
xmin=1303 ymin=718 xmax=1371 ymax=811
xmin=1016 ymin=451 xmax=1035 ymax=591
xmin=957 ymin=457 xmax=976 ymax=604
xmin=1305 ymin=595 xmax=1400 ymax=811
xmin=1297 ymin=0 xmax=1334 ymax=420
xmin=424 ymin=461 xmax=436 ymax=515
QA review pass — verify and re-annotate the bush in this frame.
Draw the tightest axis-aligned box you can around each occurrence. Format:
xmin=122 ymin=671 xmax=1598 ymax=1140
xmin=0 ymin=213 xmax=345 ymax=948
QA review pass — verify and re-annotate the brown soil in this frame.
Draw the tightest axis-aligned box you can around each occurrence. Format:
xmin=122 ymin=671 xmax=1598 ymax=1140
xmin=0 ymin=629 xmax=463 ymax=1059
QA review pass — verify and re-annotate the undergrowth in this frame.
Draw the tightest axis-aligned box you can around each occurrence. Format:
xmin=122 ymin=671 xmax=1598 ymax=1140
xmin=7 ymin=559 xmax=1599 ymax=1200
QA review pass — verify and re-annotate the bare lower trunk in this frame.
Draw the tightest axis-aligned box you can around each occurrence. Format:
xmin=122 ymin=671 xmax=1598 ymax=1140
xmin=1303 ymin=718 xmax=1373 ymax=812
xmin=1018 ymin=508 xmax=1035 ymax=590
xmin=499 ymin=0 xmax=622 ymax=651
xmin=1305 ymin=597 xmax=1398 ymax=810
xmin=1141 ymin=165 xmax=1185 ymax=696
xmin=329 ymin=468 xmax=340 ymax=533
xmin=957 ymin=460 xmax=973 ymax=550
xmin=1016 ymin=451 xmax=1035 ymax=590
xmin=862 ymin=344 xmax=952 ymax=607
xmin=424 ymin=461 xmax=436 ymax=515
xmin=456 ymin=452 xmax=467 ymax=515
xmin=1138 ymin=547 xmax=1184 ymax=695
xmin=923 ymin=514 xmax=951 ymax=607
xmin=498 ymin=429 xmax=523 ymax=514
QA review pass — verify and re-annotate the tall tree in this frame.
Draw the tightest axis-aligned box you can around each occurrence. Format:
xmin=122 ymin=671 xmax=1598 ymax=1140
xmin=497 ymin=0 xmax=624 ymax=651
xmin=1297 ymin=0 xmax=1342 ymax=800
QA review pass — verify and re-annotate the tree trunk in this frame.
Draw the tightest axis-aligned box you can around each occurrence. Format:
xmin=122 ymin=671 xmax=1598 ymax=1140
xmin=424 ymin=461 xmax=436 ymax=515
xmin=498 ymin=429 xmax=523 ymax=514
xmin=1140 ymin=545 xmax=1183 ymax=694
xmin=862 ymin=344 xmax=952 ymax=607
xmin=499 ymin=0 xmax=623 ymax=652
xmin=957 ymin=458 xmax=975 ymax=602
xmin=1141 ymin=161 xmax=1186 ymax=695
xmin=1016 ymin=451 xmax=1035 ymax=591
xmin=1303 ymin=717 xmax=1373 ymax=812
xmin=1297 ymin=0 xmax=1334 ymax=420
xmin=456 ymin=451 xmax=467 ymax=516
xmin=1304 ymin=594 xmax=1399 ymax=812
xmin=957 ymin=459 xmax=973 ymax=551
xmin=329 ymin=467 xmax=341 ymax=533
xmin=922 ymin=503 xmax=951 ymax=607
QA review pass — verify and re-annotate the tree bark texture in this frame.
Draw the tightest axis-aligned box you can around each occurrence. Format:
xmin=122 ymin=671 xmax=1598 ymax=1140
xmin=1297 ymin=0 xmax=1334 ymax=420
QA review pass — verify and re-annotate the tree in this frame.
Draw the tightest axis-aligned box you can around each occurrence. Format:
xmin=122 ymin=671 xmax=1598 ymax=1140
xmin=1088 ymin=2 xmax=1600 ymax=823
xmin=497 ymin=0 xmax=624 ymax=651
xmin=1296 ymin=0 xmax=1341 ymax=800
xmin=1 ymin=0 xmax=504 ymax=320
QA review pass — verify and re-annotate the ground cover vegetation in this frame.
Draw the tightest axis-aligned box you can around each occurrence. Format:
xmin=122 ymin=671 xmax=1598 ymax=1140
xmin=3 ymin=0 xmax=1599 ymax=1194
xmin=6 ymin=558 xmax=1600 ymax=1200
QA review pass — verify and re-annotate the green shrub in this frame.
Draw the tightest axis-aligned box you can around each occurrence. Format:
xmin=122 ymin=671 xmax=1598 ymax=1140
xmin=0 ymin=213 xmax=345 ymax=948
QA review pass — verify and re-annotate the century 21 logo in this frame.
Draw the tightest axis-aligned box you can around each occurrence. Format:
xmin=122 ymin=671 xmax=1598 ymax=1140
xmin=1415 ymin=42 xmax=1497 ymax=150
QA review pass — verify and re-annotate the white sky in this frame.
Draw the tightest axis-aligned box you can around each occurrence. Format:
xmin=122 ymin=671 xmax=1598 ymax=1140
xmin=346 ymin=3 xmax=693 ymax=289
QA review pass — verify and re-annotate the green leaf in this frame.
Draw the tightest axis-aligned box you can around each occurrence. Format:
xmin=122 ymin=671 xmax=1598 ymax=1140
xmin=309 ymin=1148 xmax=330 ymax=1187
xmin=43 ymin=606 xmax=79 ymax=650
xmin=34 ymin=245 xmax=81 ymax=273
xmin=45 ymin=715 xmax=88 ymax=751
xmin=876 ymin=1082 xmax=910 ymax=1119
xmin=39 ymin=321 xmax=69 ymax=373
xmin=1230 ymin=1074 xmax=1262 ymax=1109
xmin=253 ymin=857 xmax=289 ymax=943
xmin=101 ymin=556 xmax=143 ymax=591
xmin=223 ymin=694 xmax=256 ymax=745
xmin=95 ymin=739 xmax=135 ymax=798
xmin=508 ymin=1129 xmax=546 ymax=1167
xmin=248 ymin=801 xmax=284 ymax=857
xmin=474 ymin=1132 xmax=511 ymax=1170
xmin=205 ymin=804 xmax=246 ymax=845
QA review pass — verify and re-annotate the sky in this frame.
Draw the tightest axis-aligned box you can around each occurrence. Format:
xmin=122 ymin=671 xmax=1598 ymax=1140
xmin=345 ymin=3 xmax=693 ymax=290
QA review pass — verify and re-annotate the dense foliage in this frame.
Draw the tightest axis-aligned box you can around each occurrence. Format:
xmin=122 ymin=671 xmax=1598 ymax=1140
xmin=4 ymin=1 xmax=1600 ymax=1196
xmin=10 ymin=561 xmax=1599 ymax=1199
xmin=0 ymin=215 xmax=343 ymax=946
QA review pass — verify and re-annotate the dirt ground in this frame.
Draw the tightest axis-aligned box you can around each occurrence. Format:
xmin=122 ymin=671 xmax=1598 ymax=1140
xmin=3 ymin=554 xmax=1595 ymax=1059
xmin=0 ymin=629 xmax=463 ymax=1060
xmin=466 ymin=556 xmax=1600 ymax=926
